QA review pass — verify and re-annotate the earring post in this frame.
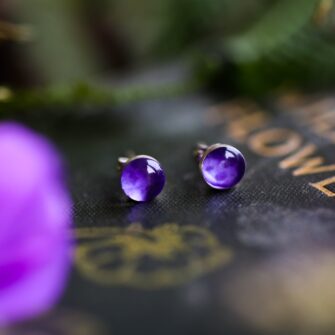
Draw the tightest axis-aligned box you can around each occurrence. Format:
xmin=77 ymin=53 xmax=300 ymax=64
xmin=117 ymin=157 xmax=129 ymax=170
xmin=194 ymin=143 xmax=208 ymax=162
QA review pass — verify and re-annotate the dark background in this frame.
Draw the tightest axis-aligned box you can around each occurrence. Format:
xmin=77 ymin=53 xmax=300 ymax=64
xmin=1 ymin=1 xmax=335 ymax=334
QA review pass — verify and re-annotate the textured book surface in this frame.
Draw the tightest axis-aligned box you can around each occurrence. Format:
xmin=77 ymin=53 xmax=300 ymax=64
xmin=5 ymin=89 xmax=335 ymax=335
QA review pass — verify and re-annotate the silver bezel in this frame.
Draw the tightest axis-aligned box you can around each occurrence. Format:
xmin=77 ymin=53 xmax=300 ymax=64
xmin=119 ymin=154 xmax=158 ymax=171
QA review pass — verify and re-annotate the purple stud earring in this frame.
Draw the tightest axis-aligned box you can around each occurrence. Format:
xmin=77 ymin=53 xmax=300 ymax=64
xmin=119 ymin=154 xmax=166 ymax=202
xmin=194 ymin=143 xmax=246 ymax=190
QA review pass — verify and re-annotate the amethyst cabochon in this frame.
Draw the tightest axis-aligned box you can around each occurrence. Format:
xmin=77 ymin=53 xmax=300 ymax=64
xmin=120 ymin=155 xmax=165 ymax=202
xmin=200 ymin=144 xmax=246 ymax=189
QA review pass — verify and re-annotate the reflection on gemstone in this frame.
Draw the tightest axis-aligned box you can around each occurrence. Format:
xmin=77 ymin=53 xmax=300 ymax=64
xmin=0 ymin=122 xmax=73 ymax=326
xmin=201 ymin=144 xmax=246 ymax=189
xmin=121 ymin=156 xmax=165 ymax=202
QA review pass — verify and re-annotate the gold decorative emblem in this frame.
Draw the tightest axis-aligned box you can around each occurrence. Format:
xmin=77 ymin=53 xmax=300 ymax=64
xmin=0 ymin=309 xmax=108 ymax=335
xmin=75 ymin=223 xmax=232 ymax=289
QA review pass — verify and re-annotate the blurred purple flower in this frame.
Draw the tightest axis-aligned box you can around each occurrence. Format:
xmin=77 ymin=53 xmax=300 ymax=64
xmin=0 ymin=122 xmax=72 ymax=326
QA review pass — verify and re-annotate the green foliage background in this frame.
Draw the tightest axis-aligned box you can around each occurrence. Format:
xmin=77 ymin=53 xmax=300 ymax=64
xmin=1 ymin=0 xmax=335 ymax=109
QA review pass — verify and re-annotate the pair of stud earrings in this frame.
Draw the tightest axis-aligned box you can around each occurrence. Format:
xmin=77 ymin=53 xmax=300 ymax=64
xmin=118 ymin=143 xmax=246 ymax=202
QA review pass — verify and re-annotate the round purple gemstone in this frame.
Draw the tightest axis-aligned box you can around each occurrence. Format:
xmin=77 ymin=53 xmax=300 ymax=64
xmin=200 ymin=144 xmax=246 ymax=189
xmin=121 ymin=155 xmax=165 ymax=202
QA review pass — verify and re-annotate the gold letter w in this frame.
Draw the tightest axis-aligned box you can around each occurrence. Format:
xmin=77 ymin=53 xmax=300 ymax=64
xmin=279 ymin=144 xmax=335 ymax=176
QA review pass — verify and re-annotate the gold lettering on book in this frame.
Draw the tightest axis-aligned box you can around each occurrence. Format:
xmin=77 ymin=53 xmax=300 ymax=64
xmin=286 ymin=97 xmax=335 ymax=145
xmin=302 ymin=107 xmax=335 ymax=144
xmin=310 ymin=176 xmax=335 ymax=197
xmin=249 ymin=128 xmax=302 ymax=157
xmin=279 ymin=144 xmax=335 ymax=176
xmin=297 ymin=97 xmax=335 ymax=120
xmin=229 ymin=111 xmax=268 ymax=142
xmin=206 ymin=100 xmax=268 ymax=141
xmin=206 ymin=101 xmax=247 ymax=125
xmin=207 ymin=98 xmax=335 ymax=198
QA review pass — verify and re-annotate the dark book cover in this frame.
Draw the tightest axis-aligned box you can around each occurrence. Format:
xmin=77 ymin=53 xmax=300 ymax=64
xmin=3 ymin=89 xmax=335 ymax=335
